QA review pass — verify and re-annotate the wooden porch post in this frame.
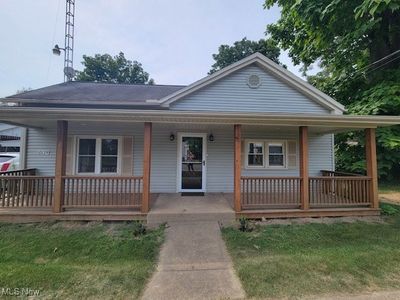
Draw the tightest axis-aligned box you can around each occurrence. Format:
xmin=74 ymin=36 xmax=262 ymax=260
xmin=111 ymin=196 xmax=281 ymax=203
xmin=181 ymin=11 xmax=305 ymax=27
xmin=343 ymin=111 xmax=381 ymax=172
xmin=53 ymin=120 xmax=68 ymax=213
xmin=299 ymin=126 xmax=309 ymax=210
xmin=234 ymin=124 xmax=242 ymax=212
xmin=142 ymin=122 xmax=152 ymax=213
xmin=365 ymin=128 xmax=379 ymax=208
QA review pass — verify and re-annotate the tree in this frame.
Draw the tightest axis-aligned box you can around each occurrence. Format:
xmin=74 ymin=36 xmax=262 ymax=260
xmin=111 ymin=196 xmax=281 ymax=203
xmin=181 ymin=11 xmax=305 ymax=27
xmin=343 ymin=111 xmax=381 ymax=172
xmin=209 ymin=38 xmax=282 ymax=74
xmin=76 ymin=52 xmax=153 ymax=84
xmin=16 ymin=87 xmax=32 ymax=94
xmin=264 ymin=0 xmax=400 ymax=180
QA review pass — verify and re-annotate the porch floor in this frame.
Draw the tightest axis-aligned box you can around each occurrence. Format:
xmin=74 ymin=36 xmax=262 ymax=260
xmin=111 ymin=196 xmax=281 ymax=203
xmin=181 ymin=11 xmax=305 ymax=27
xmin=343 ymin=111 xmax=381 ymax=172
xmin=147 ymin=193 xmax=236 ymax=225
xmin=0 ymin=193 xmax=380 ymax=222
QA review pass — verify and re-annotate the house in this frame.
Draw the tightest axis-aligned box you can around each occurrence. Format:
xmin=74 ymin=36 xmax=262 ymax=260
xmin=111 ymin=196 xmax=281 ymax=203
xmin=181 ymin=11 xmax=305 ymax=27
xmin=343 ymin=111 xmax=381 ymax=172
xmin=0 ymin=53 xmax=399 ymax=221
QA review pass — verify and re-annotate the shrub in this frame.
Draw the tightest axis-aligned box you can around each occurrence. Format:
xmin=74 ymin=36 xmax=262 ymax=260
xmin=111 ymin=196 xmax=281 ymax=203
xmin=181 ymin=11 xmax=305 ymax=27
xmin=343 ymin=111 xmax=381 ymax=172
xmin=132 ymin=221 xmax=146 ymax=236
xmin=238 ymin=217 xmax=253 ymax=232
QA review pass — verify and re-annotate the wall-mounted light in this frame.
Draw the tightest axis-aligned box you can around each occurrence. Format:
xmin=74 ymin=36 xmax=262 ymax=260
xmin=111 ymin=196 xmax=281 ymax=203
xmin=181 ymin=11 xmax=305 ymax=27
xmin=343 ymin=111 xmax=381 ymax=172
xmin=208 ymin=134 xmax=214 ymax=142
xmin=169 ymin=133 xmax=175 ymax=141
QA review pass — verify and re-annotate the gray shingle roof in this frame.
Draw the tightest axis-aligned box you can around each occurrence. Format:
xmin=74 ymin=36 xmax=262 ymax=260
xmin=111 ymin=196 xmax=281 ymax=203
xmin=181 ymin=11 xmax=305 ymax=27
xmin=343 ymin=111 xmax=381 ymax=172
xmin=6 ymin=81 xmax=185 ymax=105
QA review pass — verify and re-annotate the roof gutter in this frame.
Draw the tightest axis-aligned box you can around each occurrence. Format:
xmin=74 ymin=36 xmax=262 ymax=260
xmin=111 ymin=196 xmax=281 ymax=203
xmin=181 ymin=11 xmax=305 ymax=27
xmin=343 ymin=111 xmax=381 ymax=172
xmin=1 ymin=97 xmax=163 ymax=107
xmin=0 ymin=107 xmax=399 ymax=128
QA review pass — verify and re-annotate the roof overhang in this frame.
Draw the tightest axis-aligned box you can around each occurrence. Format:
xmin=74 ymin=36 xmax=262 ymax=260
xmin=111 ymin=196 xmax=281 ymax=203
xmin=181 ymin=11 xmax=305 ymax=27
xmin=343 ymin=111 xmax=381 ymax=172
xmin=1 ymin=97 xmax=163 ymax=107
xmin=0 ymin=107 xmax=398 ymax=135
xmin=157 ymin=53 xmax=346 ymax=114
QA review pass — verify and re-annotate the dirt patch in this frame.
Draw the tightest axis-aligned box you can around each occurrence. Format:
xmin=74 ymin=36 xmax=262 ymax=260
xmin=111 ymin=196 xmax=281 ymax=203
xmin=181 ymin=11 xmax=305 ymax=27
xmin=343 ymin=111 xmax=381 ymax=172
xmin=34 ymin=257 xmax=50 ymax=264
xmin=380 ymin=193 xmax=400 ymax=204
xmin=49 ymin=221 xmax=102 ymax=229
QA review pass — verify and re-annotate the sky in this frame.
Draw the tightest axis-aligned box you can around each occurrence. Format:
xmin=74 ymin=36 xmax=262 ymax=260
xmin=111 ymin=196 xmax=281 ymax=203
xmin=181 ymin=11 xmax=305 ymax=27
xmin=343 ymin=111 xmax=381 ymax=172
xmin=0 ymin=0 xmax=303 ymax=97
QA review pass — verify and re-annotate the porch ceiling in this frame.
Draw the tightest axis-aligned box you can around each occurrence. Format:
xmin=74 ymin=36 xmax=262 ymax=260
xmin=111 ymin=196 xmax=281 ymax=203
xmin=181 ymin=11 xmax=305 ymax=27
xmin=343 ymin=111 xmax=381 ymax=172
xmin=0 ymin=107 xmax=399 ymax=134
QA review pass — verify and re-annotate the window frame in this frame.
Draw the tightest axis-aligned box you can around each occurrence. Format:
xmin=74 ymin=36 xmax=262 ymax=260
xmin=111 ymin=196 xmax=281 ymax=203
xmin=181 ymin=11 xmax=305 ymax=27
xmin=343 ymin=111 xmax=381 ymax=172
xmin=245 ymin=140 xmax=265 ymax=168
xmin=266 ymin=141 xmax=286 ymax=169
xmin=74 ymin=136 xmax=122 ymax=175
xmin=245 ymin=139 xmax=288 ymax=170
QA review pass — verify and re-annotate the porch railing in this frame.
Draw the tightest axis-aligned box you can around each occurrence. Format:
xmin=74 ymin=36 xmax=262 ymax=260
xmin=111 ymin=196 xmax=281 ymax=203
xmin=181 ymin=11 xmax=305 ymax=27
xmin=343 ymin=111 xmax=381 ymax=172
xmin=309 ymin=176 xmax=371 ymax=208
xmin=63 ymin=176 xmax=143 ymax=209
xmin=0 ymin=173 xmax=142 ymax=210
xmin=0 ymin=176 xmax=54 ymax=208
xmin=241 ymin=177 xmax=301 ymax=209
xmin=320 ymin=170 xmax=363 ymax=177
xmin=0 ymin=168 xmax=37 ymax=177
xmin=241 ymin=175 xmax=372 ymax=210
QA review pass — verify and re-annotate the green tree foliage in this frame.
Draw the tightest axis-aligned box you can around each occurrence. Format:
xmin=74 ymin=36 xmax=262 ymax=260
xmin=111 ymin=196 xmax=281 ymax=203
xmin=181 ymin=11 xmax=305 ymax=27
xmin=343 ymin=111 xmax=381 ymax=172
xmin=76 ymin=52 xmax=153 ymax=84
xmin=209 ymin=38 xmax=282 ymax=74
xmin=265 ymin=0 xmax=400 ymax=180
xmin=15 ymin=87 xmax=32 ymax=94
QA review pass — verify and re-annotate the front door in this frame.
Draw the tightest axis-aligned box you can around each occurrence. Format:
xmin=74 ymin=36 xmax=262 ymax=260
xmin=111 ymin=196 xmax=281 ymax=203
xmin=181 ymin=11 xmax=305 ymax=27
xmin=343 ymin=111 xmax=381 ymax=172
xmin=178 ymin=133 xmax=207 ymax=192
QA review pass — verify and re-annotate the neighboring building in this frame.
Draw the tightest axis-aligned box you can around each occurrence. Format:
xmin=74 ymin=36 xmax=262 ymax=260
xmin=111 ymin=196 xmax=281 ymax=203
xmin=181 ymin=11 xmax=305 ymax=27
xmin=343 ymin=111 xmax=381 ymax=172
xmin=0 ymin=124 xmax=21 ymax=153
xmin=0 ymin=53 xmax=399 ymax=221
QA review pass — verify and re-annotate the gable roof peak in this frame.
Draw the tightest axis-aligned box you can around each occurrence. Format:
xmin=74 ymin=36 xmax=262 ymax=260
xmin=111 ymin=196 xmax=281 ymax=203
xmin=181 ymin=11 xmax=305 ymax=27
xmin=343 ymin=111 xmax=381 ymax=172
xmin=159 ymin=52 xmax=345 ymax=113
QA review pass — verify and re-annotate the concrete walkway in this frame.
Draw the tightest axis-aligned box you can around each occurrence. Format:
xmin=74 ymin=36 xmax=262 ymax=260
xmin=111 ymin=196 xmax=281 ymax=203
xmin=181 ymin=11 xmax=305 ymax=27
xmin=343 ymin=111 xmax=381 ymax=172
xmin=141 ymin=221 xmax=245 ymax=300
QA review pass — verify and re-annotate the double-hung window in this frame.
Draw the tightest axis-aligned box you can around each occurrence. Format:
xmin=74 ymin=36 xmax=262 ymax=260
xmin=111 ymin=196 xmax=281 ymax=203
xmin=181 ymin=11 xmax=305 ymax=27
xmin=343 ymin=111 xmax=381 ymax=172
xmin=77 ymin=137 xmax=121 ymax=174
xmin=268 ymin=143 xmax=285 ymax=167
xmin=246 ymin=140 xmax=287 ymax=169
xmin=247 ymin=141 xmax=264 ymax=167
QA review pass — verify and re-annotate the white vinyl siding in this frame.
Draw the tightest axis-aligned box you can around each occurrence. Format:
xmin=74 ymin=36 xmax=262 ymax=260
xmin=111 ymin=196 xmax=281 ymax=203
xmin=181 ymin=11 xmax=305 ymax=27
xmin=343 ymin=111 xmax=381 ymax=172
xmin=26 ymin=126 xmax=57 ymax=175
xmin=170 ymin=64 xmax=330 ymax=114
xmin=26 ymin=123 xmax=335 ymax=193
xmin=26 ymin=122 xmax=143 ymax=176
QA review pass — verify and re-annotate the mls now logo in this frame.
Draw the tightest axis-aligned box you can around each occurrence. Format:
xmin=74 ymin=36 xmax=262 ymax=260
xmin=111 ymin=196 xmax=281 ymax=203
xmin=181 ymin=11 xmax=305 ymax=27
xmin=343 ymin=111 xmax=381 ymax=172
xmin=1 ymin=287 xmax=40 ymax=296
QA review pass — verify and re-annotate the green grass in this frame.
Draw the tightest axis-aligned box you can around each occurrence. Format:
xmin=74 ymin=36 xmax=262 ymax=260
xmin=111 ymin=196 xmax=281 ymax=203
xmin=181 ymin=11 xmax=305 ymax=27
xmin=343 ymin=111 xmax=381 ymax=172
xmin=379 ymin=181 xmax=400 ymax=194
xmin=222 ymin=206 xmax=400 ymax=299
xmin=380 ymin=202 xmax=400 ymax=215
xmin=0 ymin=222 xmax=164 ymax=299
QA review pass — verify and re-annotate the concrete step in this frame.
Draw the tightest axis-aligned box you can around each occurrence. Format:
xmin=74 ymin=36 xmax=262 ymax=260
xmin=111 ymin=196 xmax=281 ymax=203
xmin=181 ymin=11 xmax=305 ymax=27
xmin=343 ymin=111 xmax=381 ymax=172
xmin=147 ymin=211 xmax=236 ymax=225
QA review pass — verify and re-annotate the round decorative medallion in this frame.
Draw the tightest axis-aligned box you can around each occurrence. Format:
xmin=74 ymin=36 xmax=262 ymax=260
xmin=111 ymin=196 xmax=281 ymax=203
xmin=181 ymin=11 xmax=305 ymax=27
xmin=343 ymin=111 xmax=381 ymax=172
xmin=247 ymin=74 xmax=261 ymax=88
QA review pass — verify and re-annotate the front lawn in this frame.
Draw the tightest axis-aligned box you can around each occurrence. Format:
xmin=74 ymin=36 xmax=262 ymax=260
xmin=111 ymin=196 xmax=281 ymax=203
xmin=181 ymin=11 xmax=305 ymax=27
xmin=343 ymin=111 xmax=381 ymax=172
xmin=0 ymin=222 xmax=164 ymax=299
xmin=222 ymin=206 xmax=400 ymax=299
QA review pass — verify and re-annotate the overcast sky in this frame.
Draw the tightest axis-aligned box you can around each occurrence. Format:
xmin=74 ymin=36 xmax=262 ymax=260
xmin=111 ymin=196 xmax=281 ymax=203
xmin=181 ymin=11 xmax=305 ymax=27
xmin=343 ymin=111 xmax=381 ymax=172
xmin=0 ymin=0 xmax=303 ymax=97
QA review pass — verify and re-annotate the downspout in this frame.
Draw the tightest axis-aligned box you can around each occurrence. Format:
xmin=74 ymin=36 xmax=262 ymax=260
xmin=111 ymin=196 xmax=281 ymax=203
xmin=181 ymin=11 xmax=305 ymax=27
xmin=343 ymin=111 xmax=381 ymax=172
xmin=331 ymin=133 xmax=335 ymax=171
xmin=19 ymin=127 xmax=27 ymax=169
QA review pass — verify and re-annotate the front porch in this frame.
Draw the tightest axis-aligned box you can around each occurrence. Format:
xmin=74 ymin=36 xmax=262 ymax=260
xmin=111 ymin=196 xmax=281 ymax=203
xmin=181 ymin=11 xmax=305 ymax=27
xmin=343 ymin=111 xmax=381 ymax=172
xmin=0 ymin=116 xmax=383 ymax=221
xmin=0 ymin=188 xmax=379 ymax=223
xmin=0 ymin=174 xmax=380 ymax=222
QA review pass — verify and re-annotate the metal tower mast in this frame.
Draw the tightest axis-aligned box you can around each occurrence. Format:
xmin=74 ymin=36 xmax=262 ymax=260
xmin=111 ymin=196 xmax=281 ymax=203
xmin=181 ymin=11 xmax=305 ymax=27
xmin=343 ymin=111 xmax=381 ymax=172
xmin=64 ymin=0 xmax=75 ymax=81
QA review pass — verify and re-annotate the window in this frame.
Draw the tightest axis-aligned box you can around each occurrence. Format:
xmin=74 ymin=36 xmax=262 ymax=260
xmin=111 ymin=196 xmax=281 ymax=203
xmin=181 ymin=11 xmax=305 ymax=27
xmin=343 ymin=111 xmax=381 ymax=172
xmin=268 ymin=143 xmax=285 ymax=167
xmin=76 ymin=137 xmax=120 ymax=174
xmin=78 ymin=139 xmax=96 ymax=173
xmin=245 ymin=140 xmax=287 ymax=169
xmin=247 ymin=141 xmax=264 ymax=167
xmin=101 ymin=139 xmax=118 ymax=173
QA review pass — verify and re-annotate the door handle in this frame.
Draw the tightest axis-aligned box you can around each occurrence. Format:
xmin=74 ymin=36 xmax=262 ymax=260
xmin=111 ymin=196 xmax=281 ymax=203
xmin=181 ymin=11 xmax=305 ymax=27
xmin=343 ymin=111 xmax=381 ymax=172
xmin=202 ymin=160 xmax=206 ymax=166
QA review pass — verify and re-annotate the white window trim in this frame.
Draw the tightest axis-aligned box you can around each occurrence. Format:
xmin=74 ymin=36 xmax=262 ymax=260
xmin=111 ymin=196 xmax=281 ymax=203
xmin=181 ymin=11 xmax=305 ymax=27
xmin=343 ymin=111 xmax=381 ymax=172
xmin=245 ymin=139 xmax=288 ymax=170
xmin=266 ymin=141 xmax=287 ymax=169
xmin=245 ymin=140 xmax=265 ymax=169
xmin=74 ymin=136 xmax=122 ymax=175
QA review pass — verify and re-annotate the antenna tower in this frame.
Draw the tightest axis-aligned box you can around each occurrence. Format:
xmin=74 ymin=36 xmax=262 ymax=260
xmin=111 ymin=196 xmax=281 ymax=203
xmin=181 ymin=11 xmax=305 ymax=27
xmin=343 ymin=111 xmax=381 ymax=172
xmin=64 ymin=0 xmax=75 ymax=81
